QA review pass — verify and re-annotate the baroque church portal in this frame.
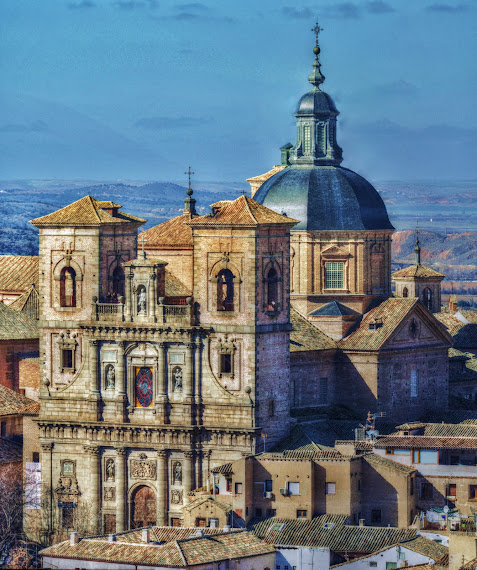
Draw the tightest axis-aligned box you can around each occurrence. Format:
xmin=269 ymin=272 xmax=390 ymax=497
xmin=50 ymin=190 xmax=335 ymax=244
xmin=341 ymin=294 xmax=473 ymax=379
xmin=34 ymin=29 xmax=452 ymax=540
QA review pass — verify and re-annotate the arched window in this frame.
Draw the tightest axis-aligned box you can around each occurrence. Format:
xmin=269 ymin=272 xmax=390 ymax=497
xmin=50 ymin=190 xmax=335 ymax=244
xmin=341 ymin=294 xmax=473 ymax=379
xmin=217 ymin=269 xmax=234 ymax=311
xmin=60 ymin=267 xmax=76 ymax=307
xmin=131 ymin=486 xmax=156 ymax=528
xmin=112 ymin=265 xmax=125 ymax=298
xmin=266 ymin=267 xmax=279 ymax=310
xmin=403 ymin=287 xmax=409 ymax=298
xmin=423 ymin=287 xmax=432 ymax=311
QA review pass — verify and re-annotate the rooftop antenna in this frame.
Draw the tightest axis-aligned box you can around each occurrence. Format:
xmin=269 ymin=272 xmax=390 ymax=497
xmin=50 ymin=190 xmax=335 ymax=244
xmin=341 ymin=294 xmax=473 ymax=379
xmin=183 ymin=166 xmax=197 ymax=216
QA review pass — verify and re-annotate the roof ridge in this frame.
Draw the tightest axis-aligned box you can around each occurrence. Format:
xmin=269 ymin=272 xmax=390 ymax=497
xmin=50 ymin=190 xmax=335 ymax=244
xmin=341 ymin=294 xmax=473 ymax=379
xmin=174 ymin=539 xmax=187 ymax=565
xmin=242 ymin=195 xmax=259 ymax=224
xmin=87 ymin=195 xmax=103 ymax=223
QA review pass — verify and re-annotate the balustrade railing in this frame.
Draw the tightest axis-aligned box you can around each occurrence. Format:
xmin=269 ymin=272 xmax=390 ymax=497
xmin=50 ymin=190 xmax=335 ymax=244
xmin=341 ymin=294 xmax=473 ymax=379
xmin=92 ymin=297 xmax=193 ymax=325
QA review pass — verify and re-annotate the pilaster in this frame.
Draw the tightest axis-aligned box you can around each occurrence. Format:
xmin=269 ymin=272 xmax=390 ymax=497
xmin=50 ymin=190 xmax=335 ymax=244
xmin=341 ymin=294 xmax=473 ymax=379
xmin=85 ymin=445 xmax=101 ymax=534
xmin=115 ymin=447 xmax=127 ymax=532
xmin=156 ymin=450 xmax=168 ymax=526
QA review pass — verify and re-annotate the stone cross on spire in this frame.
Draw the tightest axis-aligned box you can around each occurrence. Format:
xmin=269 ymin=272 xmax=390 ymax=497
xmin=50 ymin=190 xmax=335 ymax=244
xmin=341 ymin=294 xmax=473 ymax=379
xmin=308 ymin=20 xmax=325 ymax=90
xmin=183 ymin=166 xmax=197 ymax=216
xmin=414 ymin=222 xmax=421 ymax=265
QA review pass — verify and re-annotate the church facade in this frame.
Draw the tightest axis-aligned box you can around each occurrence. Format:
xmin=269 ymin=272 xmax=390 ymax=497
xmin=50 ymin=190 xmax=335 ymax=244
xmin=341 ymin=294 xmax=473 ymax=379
xmin=33 ymin=32 xmax=452 ymax=541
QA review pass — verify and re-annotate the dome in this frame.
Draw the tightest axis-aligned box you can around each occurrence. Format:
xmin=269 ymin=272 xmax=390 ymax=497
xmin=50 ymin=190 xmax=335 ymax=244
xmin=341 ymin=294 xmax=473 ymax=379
xmin=253 ymin=166 xmax=394 ymax=231
xmin=296 ymin=91 xmax=338 ymax=116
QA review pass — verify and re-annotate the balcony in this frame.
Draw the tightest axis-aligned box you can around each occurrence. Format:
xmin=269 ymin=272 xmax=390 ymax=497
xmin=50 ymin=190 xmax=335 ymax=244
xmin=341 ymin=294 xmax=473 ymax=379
xmin=93 ymin=297 xmax=195 ymax=326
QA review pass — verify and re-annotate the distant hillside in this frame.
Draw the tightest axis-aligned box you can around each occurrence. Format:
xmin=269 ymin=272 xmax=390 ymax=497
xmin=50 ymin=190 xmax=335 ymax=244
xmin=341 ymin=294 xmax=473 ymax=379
xmin=392 ymin=230 xmax=477 ymax=281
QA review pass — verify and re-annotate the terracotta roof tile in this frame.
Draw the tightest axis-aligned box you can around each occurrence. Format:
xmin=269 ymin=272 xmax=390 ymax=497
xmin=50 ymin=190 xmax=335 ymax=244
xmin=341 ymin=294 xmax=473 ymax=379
xmin=338 ymin=298 xmax=445 ymax=351
xmin=0 ymin=439 xmax=23 ymax=464
xmin=246 ymin=165 xmax=287 ymax=186
xmin=9 ymin=285 xmax=40 ymax=320
xmin=106 ymin=526 xmax=232 ymax=544
xmin=30 ymin=196 xmax=145 ymax=227
xmin=211 ymin=462 xmax=233 ymax=474
xmin=290 ymin=308 xmax=337 ymax=351
xmin=392 ymin=264 xmax=445 ymax=279
xmin=0 ymin=302 xmax=39 ymax=340
xmin=0 ymin=384 xmax=40 ymax=416
xmin=251 ymin=516 xmax=417 ymax=552
xmin=423 ymin=422 xmax=477 ymax=437
xmin=140 ymin=213 xmax=194 ymax=249
xmin=164 ymin=270 xmax=191 ymax=297
xmin=363 ymin=452 xmax=416 ymax=475
xmin=188 ymin=195 xmax=299 ymax=227
xmin=400 ymin=535 xmax=448 ymax=560
xmin=0 ymin=256 xmax=39 ymax=293
xmin=375 ymin=435 xmax=477 ymax=450
xmin=435 ymin=313 xmax=477 ymax=350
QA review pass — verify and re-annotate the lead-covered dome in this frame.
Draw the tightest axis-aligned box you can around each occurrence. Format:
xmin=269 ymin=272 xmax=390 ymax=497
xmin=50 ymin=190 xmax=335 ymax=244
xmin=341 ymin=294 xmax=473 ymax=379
xmin=296 ymin=91 xmax=338 ymax=115
xmin=253 ymin=166 xmax=393 ymax=231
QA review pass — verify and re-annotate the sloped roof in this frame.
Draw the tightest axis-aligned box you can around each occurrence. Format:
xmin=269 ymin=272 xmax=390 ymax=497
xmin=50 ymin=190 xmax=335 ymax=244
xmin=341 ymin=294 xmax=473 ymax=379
xmin=40 ymin=531 xmax=274 ymax=567
xmin=392 ymin=264 xmax=445 ymax=279
xmin=400 ymin=535 xmax=448 ymax=560
xmin=188 ymin=195 xmax=299 ymax=227
xmin=309 ymin=301 xmax=359 ymax=317
xmin=9 ymin=285 xmax=40 ymax=320
xmin=273 ymin=424 xmax=341 ymax=454
xmin=339 ymin=298 xmax=451 ymax=351
xmin=0 ymin=384 xmax=40 ymax=416
xmin=260 ymin=448 xmax=342 ymax=460
xmin=164 ymin=270 xmax=191 ymax=297
xmin=251 ymin=516 xmax=416 ymax=552
xmin=363 ymin=452 xmax=416 ymax=475
xmin=435 ymin=312 xmax=477 ymax=350
xmin=246 ymin=164 xmax=287 ymax=186
xmin=107 ymin=526 xmax=234 ymax=544
xmin=139 ymin=213 xmax=194 ymax=249
xmin=0 ymin=302 xmax=39 ymax=340
xmin=211 ymin=462 xmax=234 ymax=474
xmin=30 ymin=196 xmax=146 ymax=227
xmin=375 ymin=435 xmax=477 ymax=450
xmin=0 ymin=438 xmax=23 ymax=464
xmin=183 ymin=496 xmax=231 ymax=514
xmin=0 ymin=256 xmax=39 ymax=293
xmin=290 ymin=308 xmax=337 ymax=352
xmin=424 ymin=422 xmax=477 ymax=437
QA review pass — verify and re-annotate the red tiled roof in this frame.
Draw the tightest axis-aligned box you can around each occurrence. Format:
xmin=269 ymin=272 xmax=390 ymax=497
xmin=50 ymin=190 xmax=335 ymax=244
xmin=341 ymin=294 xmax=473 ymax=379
xmin=392 ymin=264 xmax=445 ymax=279
xmin=375 ymin=435 xmax=477 ymax=450
xmin=30 ymin=196 xmax=145 ymax=227
xmin=290 ymin=308 xmax=337 ymax=352
xmin=140 ymin=213 xmax=194 ymax=249
xmin=0 ymin=302 xmax=39 ymax=340
xmin=0 ymin=385 xmax=40 ymax=417
xmin=188 ymin=195 xmax=299 ymax=227
xmin=0 ymin=256 xmax=39 ymax=293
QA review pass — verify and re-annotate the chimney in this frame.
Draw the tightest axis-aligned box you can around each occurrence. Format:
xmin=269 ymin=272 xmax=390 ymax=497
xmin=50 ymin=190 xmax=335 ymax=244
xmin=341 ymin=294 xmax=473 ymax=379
xmin=70 ymin=532 xmax=79 ymax=545
xmin=359 ymin=519 xmax=365 ymax=527
xmin=142 ymin=529 xmax=150 ymax=543
xmin=108 ymin=534 xmax=116 ymax=543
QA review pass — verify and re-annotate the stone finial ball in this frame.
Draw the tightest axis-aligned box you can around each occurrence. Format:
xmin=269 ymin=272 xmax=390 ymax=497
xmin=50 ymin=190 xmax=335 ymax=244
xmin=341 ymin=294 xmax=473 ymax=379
xmin=313 ymin=46 xmax=320 ymax=55
xmin=187 ymin=188 xmax=193 ymax=196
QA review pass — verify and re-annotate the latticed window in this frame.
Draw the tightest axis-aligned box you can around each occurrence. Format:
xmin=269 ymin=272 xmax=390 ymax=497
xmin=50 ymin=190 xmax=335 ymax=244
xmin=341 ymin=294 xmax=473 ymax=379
xmin=325 ymin=262 xmax=344 ymax=289
xmin=303 ymin=125 xmax=311 ymax=153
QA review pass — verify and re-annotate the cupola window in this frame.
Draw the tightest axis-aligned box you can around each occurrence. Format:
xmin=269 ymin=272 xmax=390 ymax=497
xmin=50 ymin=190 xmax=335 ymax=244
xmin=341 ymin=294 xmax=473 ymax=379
xmin=217 ymin=269 xmax=234 ymax=311
xmin=403 ymin=287 xmax=409 ymax=298
xmin=303 ymin=125 xmax=312 ymax=154
xmin=423 ymin=287 xmax=432 ymax=311
xmin=325 ymin=262 xmax=344 ymax=289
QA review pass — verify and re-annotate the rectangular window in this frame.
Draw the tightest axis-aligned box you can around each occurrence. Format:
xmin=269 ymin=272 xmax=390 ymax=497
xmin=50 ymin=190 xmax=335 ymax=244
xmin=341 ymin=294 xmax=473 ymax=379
xmin=369 ymin=563 xmax=378 ymax=568
xmin=32 ymin=452 xmax=40 ymax=463
xmin=325 ymin=262 xmax=344 ymax=289
xmin=386 ymin=564 xmax=397 ymax=570
xmin=265 ymin=480 xmax=273 ymax=492
xmin=420 ymin=482 xmax=434 ymax=500
xmin=220 ymin=354 xmax=232 ymax=375
xmin=319 ymin=378 xmax=328 ymax=404
xmin=288 ymin=482 xmax=300 ymax=495
xmin=62 ymin=349 xmax=73 ymax=370
xmin=0 ymin=422 xmax=6 ymax=438
xmin=226 ymin=478 xmax=232 ymax=493
xmin=410 ymin=369 xmax=418 ymax=398
xmin=235 ymin=482 xmax=243 ymax=495
xmin=469 ymin=485 xmax=477 ymax=500
xmin=296 ymin=510 xmax=307 ymax=519
xmin=325 ymin=482 xmax=336 ymax=495
xmin=303 ymin=125 xmax=311 ymax=153
xmin=413 ymin=450 xmax=438 ymax=464
xmin=447 ymin=484 xmax=456 ymax=498
xmin=392 ymin=449 xmax=410 ymax=455
xmin=371 ymin=509 xmax=382 ymax=524
xmin=209 ymin=518 xmax=219 ymax=528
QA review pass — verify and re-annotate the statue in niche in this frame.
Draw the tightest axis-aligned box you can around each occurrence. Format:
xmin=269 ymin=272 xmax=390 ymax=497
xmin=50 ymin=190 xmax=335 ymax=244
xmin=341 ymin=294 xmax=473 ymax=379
xmin=173 ymin=366 xmax=182 ymax=390
xmin=137 ymin=286 xmax=147 ymax=314
xmin=106 ymin=458 xmax=115 ymax=481
xmin=106 ymin=365 xmax=115 ymax=389
xmin=173 ymin=461 xmax=182 ymax=483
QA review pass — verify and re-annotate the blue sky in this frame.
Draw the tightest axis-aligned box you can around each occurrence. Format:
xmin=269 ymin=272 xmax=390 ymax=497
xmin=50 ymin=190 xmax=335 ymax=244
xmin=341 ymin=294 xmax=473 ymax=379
xmin=1 ymin=0 xmax=476 ymax=183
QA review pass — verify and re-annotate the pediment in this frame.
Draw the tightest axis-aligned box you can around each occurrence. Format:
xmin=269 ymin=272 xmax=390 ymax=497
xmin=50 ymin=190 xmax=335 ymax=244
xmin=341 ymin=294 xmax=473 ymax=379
xmin=321 ymin=245 xmax=350 ymax=259
xmin=385 ymin=305 xmax=453 ymax=349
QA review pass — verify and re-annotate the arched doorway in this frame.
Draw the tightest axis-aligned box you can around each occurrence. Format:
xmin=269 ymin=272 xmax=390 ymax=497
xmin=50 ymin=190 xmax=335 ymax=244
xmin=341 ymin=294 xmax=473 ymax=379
xmin=131 ymin=486 xmax=156 ymax=528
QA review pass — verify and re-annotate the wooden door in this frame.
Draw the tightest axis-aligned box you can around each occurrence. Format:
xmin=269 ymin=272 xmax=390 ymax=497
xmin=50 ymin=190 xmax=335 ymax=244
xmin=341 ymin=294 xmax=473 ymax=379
xmin=132 ymin=486 xmax=156 ymax=528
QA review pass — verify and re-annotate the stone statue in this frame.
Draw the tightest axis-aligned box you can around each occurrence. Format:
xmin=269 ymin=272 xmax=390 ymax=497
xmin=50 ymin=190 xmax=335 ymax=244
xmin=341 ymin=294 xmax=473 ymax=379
xmin=106 ymin=365 xmax=115 ymax=389
xmin=173 ymin=461 xmax=182 ymax=483
xmin=138 ymin=287 xmax=147 ymax=313
xmin=106 ymin=458 xmax=115 ymax=481
xmin=173 ymin=367 xmax=182 ymax=390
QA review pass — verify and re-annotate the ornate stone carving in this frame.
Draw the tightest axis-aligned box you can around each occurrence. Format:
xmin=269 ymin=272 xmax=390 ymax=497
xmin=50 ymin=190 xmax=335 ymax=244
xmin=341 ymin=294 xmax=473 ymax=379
xmin=105 ymin=458 xmax=115 ymax=481
xmin=171 ymin=489 xmax=183 ymax=504
xmin=130 ymin=458 xmax=156 ymax=479
xmin=106 ymin=365 xmax=115 ymax=389
xmin=172 ymin=366 xmax=182 ymax=390
xmin=104 ymin=487 xmax=116 ymax=501
xmin=40 ymin=442 xmax=53 ymax=452
xmin=157 ymin=450 xmax=168 ymax=459
xmin=115 ymin=447 xmax=126 ymax=457
xmin=173 ymin=461 xmax=182 ymax=483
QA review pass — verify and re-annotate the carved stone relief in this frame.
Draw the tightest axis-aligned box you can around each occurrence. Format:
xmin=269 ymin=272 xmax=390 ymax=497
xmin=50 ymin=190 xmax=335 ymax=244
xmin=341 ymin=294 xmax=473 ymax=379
xmin=130 ymin=457 xmax=157 ymax=479
xmin=104 ymin=487 xmax=116 ymax=501
xmin=171 ymin=489 xmax=183 ymax=504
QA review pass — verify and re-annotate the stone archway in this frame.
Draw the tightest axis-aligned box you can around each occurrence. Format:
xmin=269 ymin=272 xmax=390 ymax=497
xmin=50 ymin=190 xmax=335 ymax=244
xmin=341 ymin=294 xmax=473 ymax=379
xmin=131 ymin=485 xmax=156 ymax=528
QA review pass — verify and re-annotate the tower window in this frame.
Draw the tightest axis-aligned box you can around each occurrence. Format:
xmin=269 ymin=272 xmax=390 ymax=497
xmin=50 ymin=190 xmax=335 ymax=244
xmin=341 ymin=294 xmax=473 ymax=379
xmin=60 ymin=267 xmax=76 ymax=307
xmin=403 ymin=287 xmax=409 ymax=298
xmin=325 ymin=262 xmax=344 ymax=289
xmin=220 ymin=353 xmax=232 ymax=375
xmin=265 ymin=266 xmax=280 ymax=310
xmin=303 ymin=125 xmax=311 ymax=153
xmin=423 ymin=287 xmax=432 ymax=311
xmin=217 ymin=269 xmax=234 ymax=311
xmin=62 ymin=349 xmax=73 ymax=370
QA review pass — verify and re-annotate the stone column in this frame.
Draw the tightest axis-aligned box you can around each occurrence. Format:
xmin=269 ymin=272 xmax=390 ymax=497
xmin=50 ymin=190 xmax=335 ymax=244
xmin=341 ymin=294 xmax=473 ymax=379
xmin=194 ymin=339 xmax=202 ymax=404
xmin=184 ymin=343 xmax=194 ymax=399
xmin=149 ymin=273 xmax=156 ymax=321
xmin=89 ymin=340 xmax=99 ymax=397
xmin=115 ymin=447 xmax=127 ymax=532
xmin=115 ymin=342 xmax=127 ymax=421
xmin=40 ymin=442 xmax=53 ymax=543
xmin=156 ymin=450 xmax=168 ymax=526
xmin=87 ymin=445 xmax=101 ymax=535
xmin=182 ymin=450 xmax=195 ymax=505
xmin=156 ymin=342 xmax=168 ymax=422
